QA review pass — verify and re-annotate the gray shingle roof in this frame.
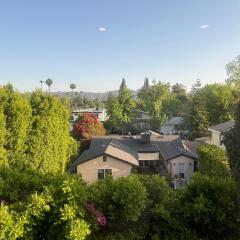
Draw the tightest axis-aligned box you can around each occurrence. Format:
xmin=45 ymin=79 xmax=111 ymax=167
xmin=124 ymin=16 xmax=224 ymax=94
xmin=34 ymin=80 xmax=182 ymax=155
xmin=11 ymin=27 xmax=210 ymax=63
xmin=208 ymin=120 xmax=235 ymax=133
xmin=68 ymin=133 xmax=198 ymax=173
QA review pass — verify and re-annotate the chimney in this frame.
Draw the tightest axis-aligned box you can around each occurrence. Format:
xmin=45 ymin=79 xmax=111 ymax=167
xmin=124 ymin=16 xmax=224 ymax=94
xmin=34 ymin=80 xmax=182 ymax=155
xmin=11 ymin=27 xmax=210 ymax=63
xmin=141 ymin=131 xmax=151 ymax=143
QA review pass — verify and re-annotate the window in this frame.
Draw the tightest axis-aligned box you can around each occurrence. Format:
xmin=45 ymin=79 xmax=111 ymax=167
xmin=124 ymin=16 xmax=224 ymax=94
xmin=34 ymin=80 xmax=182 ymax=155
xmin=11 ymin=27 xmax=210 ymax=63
xmin=98 ymin=169 xmax=112 ymax=180
xmin=144 ymin=160 xmax=150 ymax=167
xmin=98 ymin=169 xmax=104 ymax=180
xmin=139 ymin=160 xmax=144 ymax=167
xmin=179 ymin=173 xmax=185 ymax=178
xmin=105 ymin=169 xmax=112 ymax=176
xmin=103 ymin=155 xmax=107 ymax=162
xmin=178 ymin=163 xmax=185 ymax=179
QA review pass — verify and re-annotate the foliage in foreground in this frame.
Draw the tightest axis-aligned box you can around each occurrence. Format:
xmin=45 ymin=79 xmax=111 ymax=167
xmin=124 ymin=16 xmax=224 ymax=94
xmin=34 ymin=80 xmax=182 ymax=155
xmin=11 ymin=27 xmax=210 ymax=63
xmin=0 ymin=85 xmax=78 ymax=173
xmin=0 ymin=169 xmax=239 ymax=240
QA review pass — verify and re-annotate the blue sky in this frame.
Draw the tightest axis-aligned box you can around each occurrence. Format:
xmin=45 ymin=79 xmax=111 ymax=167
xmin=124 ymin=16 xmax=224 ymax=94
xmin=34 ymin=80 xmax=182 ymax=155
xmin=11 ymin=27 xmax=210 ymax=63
xmin=0 ymin=0 xmax=240 ymax=92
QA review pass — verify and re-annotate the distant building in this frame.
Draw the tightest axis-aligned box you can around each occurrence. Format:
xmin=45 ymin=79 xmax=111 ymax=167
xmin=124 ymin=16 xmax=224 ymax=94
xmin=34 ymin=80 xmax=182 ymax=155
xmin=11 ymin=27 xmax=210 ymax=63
xmin=68 ymin=130 xmax=198 ymax=187
xmin=160 ymin=117 xmax=184 ymax=135
xmin=70 ymin=108 xmax=108 ymax=131
xmin=208 ymin=120 xmax=235 ymax=149
xmin=131 ymin=110 xmax=152 ymax=131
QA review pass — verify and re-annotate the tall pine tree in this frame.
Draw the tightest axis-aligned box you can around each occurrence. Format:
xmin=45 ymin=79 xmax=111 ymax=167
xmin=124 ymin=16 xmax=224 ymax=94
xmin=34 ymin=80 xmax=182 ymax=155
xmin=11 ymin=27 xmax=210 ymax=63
xmin=188 ymin=92 xmax=209 ymax=139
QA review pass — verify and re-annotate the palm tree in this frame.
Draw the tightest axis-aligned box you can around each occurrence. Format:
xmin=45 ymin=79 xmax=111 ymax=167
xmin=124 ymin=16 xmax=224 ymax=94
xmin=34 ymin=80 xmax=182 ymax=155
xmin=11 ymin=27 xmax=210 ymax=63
xmin=70 ymin=83 xmax=77 ymax=95
xmin=45 ymin=78 xmax=53 ymax=93
xmin=40 ymin=80 xmax=44 ymax=91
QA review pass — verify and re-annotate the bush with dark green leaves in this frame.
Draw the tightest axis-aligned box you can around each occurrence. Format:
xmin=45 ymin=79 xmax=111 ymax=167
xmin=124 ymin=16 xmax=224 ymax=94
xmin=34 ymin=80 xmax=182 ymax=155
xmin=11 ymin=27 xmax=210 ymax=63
xmin=178 ymin=173 xmax=240 ymax=240
xmin=197 ymin=144 xmax=230 ymax=178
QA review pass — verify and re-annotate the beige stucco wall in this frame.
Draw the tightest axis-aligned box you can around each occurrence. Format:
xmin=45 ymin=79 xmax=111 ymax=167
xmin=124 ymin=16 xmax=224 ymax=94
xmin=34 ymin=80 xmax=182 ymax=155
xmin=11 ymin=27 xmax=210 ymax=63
xmin=138 ymin=152 xmax=159 ymax=160
xmin=77 ymin=155 xmax=133 ymax=183
xmin=167 ymin=155 xmax=195 ymax=179
xmin=210 ymin=131 xmax=221 ymax=146
xmin=210 ymin=131 xmax=225 ymax=149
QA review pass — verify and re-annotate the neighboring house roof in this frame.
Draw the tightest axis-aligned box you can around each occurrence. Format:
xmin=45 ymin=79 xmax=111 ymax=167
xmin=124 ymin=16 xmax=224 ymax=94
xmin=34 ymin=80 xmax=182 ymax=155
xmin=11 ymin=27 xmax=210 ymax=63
xmin=68 ymin=131 xmax=198 ymax=173
xmin=208 ymin=120 xmax=235 ymax=133
xmin=68 ymin=138 xmax=139 ymax=173
xmin=162 ymin=117 xmax=184 ymax=127
xmin=183 ymin=140 xmax=206 ymax=154
xmin=72 ymin=108 xmax=106 ymax=114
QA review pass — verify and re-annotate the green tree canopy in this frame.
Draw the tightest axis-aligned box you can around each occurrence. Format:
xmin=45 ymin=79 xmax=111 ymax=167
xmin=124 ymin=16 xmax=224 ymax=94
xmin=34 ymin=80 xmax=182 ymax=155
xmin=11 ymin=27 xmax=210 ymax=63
xmin=27 ymin=91 xmax=77 ymax=173
xmin=224 ymin=100 xmax=240 ymax=185
xmin=106 ymin=79 xmax=136 ymax=133
xmin=226 ymin=55 xmax=240 ymax=87
xmin=45 ymin=78 xmax=53 ymax=93
xmin=197 ymin=144 xmax=230 ymax=178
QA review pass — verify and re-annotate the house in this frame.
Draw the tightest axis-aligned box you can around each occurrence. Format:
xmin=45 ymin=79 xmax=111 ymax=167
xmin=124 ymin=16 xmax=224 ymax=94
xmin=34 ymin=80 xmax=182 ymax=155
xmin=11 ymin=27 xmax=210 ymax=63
xmin=68 ymin=130 xmax=198 ymax=185
xmin=160 ymin=117 xmax=184 ymax=135
xmin=131 ymin=110 xmax=152 ymax=131
xmin=70 ymin=108 xmax=108 ymax=131
xmin=208 ymin=120 xmax=235 ymax=149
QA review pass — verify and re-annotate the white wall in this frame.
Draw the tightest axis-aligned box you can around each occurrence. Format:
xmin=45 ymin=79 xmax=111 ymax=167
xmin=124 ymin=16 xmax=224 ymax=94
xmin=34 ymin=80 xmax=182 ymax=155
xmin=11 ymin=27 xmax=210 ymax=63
xmin=210 ymin=131 xmax=225 ymax=149
xmin=167 ymin=155 xmax=195 ymax=179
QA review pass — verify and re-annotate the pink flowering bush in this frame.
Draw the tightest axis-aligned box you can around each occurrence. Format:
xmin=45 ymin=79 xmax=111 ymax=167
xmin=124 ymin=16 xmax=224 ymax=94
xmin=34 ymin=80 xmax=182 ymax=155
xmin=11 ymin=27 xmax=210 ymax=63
xmin=84 ymin=203 xmax=107 ymax=227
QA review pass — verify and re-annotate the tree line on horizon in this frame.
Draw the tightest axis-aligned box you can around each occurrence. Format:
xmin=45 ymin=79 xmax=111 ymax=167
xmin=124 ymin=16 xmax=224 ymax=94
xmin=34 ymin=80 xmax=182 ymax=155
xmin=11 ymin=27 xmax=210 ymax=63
xmin=104 ymin=55 xmax=240 ymax=138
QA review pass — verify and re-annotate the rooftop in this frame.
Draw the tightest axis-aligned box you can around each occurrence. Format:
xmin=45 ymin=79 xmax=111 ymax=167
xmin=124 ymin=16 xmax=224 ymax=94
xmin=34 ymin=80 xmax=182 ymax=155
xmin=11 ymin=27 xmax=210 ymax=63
xmin=208 ymin=120 xmax=235 ymax=133
xmin=68 ymin=131 xmax=197 ymax=173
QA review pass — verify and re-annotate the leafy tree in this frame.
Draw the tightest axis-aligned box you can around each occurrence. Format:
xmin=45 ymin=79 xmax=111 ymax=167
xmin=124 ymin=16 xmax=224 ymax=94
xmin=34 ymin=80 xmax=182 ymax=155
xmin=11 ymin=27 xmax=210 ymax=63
xmin=27 ymin=91 xmax=77 ymax=173
xmin=150 ymin=116 xmax=167 ymax=131
xmin=0 ymin=204 xmax=25 ymax=240
xmin=0 ymin=104 xmax=7 ymax=166
xmin=0 ymin=167 xmax=92 ymax=240
xmin=137 ymin=77 xmax=151 ymax=112
xmin=191 ymin=79 xmax=202 ymax=93
xmin=45 ymin=78 xmax=53 ymax=93
xmin=179 ymin=173 xmax=240 ymax=240
xmin=150 ymin=81 xmax=171 ymax=117
xmin=118 ymin=78 xmax=136 ymax=120
xmin=200 ymin=84 xmax=235 ymax=124
xmin=73 ymin=113 xmax=106 ymax=140
xmin=0 ymin=84 xmax=32 ymax=169
xmin=88 ymin=175 xmax=147 ymax=239
xmin=224 ymin=101 xmax=240 ymax=185
xmin=171 ymin=83 xmax=187 ymax=98
xmin=70 ymin=83 xmax=77 ymax=92
xmin=226 ymin=55 xmax=240 ymax=87
xmin=106 ymin=79 xmax=136 ymax=133
xmin=197 ymin=144 xmax=230 ymax=178
xmin=188 ymin=91 xmax=209 ymax=139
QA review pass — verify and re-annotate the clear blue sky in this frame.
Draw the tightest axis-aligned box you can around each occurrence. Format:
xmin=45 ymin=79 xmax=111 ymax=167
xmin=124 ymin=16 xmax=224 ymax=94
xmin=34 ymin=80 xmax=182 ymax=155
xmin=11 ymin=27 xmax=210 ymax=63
xmin=0 ymin=0 xmax=240 ymax=92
